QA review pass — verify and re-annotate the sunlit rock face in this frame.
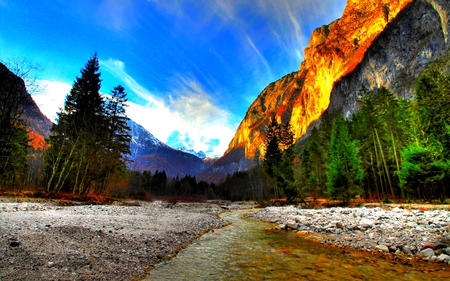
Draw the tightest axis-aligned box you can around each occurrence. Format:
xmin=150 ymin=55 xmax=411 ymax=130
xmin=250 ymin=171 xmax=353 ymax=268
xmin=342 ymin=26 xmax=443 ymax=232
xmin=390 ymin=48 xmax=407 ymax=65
xmin=199 ymin=0 xmax=450 ymax=182
xmin=329 ymin=0 xmax=450 ymax=118
xmin=227 ymin=0 xmax=414 ymax=159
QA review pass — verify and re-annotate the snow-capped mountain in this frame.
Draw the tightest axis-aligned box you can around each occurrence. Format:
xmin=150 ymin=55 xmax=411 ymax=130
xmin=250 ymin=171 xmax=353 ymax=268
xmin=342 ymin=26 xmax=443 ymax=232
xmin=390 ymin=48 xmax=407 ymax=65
xmin=176 ymin=147 xmax=206 ymax=159
xmin=127 ymin=120 xmax=209 ymax=178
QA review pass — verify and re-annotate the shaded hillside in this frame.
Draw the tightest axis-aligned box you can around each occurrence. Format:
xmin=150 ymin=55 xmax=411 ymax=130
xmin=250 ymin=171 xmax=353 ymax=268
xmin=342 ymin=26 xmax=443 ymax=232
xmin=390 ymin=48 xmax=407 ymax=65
xmin=200 ymin=0 xmax=450 ymax=182
xmin=0 ymin=63 xmax=52 ymax=149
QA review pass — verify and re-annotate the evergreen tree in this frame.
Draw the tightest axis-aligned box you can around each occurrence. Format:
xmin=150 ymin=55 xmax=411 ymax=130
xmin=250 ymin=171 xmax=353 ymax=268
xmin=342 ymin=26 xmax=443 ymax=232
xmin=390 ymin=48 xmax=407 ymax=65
xmin=397 ymin=59 xmax=450 ymax=199
xmin=326 ymin=114 xmax=363 ymax=203
xmin=100 ymin=85 xmax=131 ymax=192
xmin=44 ymin=54 xmax=131 ymax=194
xmin=300 ymin=112 xmax=333 ymax=199
xmin=263 ymin=118 xmax=298 ymax=202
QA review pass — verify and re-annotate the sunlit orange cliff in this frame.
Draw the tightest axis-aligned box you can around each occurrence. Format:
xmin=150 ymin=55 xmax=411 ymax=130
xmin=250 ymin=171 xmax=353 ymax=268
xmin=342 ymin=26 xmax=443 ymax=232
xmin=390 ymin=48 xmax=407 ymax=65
xmin=199 ymin=0 xmax=450 ymax=182
xmin=227 ymin=0 xmax=413 ymax=158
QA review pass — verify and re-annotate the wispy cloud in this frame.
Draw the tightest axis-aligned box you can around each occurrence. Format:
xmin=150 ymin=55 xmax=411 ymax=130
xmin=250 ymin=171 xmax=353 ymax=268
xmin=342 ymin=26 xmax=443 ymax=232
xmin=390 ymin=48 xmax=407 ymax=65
xmin=32 ymin=80 xmax=71 ymax=122
xmin=103 ymin=58 xmax=237 ymax=157
xmin=147 ymin=0 xmax=345 ymax=70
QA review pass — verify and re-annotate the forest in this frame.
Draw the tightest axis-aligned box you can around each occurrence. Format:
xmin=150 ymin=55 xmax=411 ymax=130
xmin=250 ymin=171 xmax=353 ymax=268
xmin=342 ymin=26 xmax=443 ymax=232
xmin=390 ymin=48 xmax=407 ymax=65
xmin=1 ymin=53 xmax=450 ymax=204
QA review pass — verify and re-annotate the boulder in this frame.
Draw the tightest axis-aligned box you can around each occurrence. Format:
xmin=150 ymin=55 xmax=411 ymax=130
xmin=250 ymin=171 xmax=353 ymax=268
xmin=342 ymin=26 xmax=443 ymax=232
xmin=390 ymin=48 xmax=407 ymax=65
xmin=375 ymin=245 xmax=389 ymax=253
xmin=419 ymin=248 xmax=435 ymax=258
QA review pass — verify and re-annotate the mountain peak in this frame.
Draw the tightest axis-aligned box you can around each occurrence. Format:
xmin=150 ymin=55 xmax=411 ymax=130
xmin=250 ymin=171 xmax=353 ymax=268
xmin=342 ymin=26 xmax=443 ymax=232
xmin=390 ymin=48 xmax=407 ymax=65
xmin=177 ymin=147 xmax=206 ymax=159
xmin=201 ymin=0 xmax=450 ymax=182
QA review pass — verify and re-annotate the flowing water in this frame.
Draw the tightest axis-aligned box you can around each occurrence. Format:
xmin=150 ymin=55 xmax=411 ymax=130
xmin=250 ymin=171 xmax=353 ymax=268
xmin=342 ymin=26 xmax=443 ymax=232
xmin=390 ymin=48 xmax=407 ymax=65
xmin=145 ymin=210 xmax=449 ymax=280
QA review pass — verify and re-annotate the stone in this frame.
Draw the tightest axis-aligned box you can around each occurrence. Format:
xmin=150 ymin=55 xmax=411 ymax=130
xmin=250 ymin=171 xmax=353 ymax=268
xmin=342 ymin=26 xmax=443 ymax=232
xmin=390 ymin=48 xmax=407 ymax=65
xmin=277 ymin=224 xmax=286 ymax=230
xmin=421 ymin=244 xmax=434 ymax=250
xmin=401 ymin=246 xmax=413 ymax=255
xmin=375 ymin=245 xmax=390 ymax=253
xmin=437 ymin=254 xmax=450 ymax=263
xmin=9 ymin=241 xmax=20 ymax=247
xmin=360 ymin=219 xmax=374 ymax=228
xmin=419 ymin=248 xmax=435 ymax=258
xmin=434 ymin=242 xmax=449 ymax=250
xmin=285 ymin=220 xmax=298 ymax=230
xmin=445 ymin=247 xmax=450 ymax=255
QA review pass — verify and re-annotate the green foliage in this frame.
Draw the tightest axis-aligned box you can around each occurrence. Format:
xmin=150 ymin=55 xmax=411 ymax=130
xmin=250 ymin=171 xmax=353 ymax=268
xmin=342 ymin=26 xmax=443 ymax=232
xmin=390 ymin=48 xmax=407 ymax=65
xmin=397 ymin=144 xmax=450 ymax=199
xmin=381 ymin=197 xmax=393 ymax=204
xmin=326 ymin=114 xmax=363 ymax=203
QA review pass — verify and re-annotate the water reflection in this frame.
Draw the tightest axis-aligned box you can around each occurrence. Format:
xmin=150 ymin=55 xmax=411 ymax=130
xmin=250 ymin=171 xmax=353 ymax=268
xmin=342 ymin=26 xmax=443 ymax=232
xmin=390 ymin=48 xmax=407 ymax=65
xmin=145 ymin=210 xmax=449 ymax=280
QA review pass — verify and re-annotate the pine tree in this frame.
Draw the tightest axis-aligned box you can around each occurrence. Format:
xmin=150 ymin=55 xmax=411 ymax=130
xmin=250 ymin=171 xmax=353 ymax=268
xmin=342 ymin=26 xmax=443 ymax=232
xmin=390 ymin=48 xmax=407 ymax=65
xmin=263 ymin=118 xmax=298 ymax=202
xmin=100 ymin=85 xmax=132 ymax=192
xmin=326 ymin=114 xmax=363 ymax=203
xmin=44 ymin=54 xmax=107 ymax=193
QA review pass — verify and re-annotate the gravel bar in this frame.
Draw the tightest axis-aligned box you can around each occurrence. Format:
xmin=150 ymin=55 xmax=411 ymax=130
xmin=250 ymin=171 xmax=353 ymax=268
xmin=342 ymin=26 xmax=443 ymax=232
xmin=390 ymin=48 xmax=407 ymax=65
xmin=248 ymin=205 xmax=450 ymax=264
xmin=0 ymin=200 xmax=230 ymax=280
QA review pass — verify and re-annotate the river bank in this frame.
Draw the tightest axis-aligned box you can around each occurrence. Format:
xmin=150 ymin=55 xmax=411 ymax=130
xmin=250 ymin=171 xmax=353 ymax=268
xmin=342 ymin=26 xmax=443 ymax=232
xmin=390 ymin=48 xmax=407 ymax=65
xmin=247 ymin=205 xmax=450 ymax=264
xmin=0 ymin=199 xmax=254 ymax=281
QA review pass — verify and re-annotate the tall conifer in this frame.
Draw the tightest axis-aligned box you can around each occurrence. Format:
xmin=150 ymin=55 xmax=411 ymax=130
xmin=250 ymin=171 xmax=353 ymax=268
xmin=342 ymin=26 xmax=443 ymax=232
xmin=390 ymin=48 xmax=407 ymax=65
xmin=326 ymin=114 xmax=363 ymax=203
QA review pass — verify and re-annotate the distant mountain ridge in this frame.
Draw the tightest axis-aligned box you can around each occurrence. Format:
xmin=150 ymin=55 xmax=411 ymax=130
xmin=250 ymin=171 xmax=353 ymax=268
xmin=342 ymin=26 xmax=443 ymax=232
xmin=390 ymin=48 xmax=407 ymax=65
xmin=127 ymin=120 xmax=210 ymax=178
xmin=177 ymin=147 xmax=206 ymax=159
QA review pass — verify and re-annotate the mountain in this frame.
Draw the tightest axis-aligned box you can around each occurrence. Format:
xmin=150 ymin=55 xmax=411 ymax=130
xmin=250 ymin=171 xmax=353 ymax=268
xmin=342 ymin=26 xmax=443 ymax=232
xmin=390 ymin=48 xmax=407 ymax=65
xmin=200 ymin=0 xmax=450 ymax=182
xmin=0 ymin=62 xmax=53 ymax=150
xmin=176 ymin=147 xmax=206 ymax=159
xmin=127 ymin=120 xmax=209 ymax=178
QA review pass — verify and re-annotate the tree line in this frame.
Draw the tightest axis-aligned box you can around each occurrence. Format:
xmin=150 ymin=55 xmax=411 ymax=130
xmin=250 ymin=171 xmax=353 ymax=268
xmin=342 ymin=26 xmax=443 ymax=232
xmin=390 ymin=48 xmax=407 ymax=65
xmin=217 ymin=54 xmax=450 ymax=203
xmin=1 ymin=53 xmax=449 ymax=202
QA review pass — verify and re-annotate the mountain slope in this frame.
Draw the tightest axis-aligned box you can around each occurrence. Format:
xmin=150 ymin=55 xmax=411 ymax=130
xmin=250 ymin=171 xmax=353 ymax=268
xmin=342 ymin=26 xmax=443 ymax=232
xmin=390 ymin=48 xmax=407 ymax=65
xmin=200 ymin=0 xmax=450 ymax=182
xmin=0 ymin=62 xmax=53 ymax=150
xmin=127 ymin=120 xmax=209 ymax=178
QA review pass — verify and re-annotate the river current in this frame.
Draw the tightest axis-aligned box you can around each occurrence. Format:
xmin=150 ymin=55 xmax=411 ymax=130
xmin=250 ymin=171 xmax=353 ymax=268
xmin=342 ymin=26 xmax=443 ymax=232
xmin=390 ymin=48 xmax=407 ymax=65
xmin=146 ymin=210 xmax=449 ymax=280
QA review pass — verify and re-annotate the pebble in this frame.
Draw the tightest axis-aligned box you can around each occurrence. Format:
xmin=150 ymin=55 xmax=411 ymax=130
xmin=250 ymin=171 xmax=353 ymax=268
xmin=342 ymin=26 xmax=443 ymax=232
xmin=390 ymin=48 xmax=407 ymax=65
xmin=375 ymin=244 xmax=389 ymax=252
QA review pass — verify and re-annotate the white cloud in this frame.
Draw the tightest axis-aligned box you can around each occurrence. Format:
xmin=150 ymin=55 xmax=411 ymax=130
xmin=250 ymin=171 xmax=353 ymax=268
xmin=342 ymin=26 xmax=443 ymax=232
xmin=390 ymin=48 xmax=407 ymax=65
xmin=102 ymin=58 xmax=237 ymax=157
xmin=33 ymin=71 xmax=236 ymax=157
xmin=32 ymin=80 xmax=71 ymax=122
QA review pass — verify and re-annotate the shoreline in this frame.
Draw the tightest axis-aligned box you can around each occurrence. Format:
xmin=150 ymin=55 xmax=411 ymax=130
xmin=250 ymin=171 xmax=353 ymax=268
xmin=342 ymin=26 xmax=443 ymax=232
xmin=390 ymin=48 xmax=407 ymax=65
xmin=0 ymin=199 xmax=253 ymax=281
xmin=247 ymin=205 xmax=450 ymax=265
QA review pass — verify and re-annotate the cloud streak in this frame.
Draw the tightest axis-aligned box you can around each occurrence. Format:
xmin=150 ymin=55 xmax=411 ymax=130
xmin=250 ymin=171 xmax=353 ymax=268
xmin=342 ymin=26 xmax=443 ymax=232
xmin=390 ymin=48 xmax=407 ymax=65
xmin=147 ymin=0 xmax=346 ymax=70
xmin=103 ymin=58 xmax=237 ymax=157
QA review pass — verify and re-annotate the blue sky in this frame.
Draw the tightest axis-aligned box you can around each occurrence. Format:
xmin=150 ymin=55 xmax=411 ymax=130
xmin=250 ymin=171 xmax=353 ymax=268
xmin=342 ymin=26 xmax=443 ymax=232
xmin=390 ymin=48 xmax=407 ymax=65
xmin=0 ymin=0 xmax=346 ymax=157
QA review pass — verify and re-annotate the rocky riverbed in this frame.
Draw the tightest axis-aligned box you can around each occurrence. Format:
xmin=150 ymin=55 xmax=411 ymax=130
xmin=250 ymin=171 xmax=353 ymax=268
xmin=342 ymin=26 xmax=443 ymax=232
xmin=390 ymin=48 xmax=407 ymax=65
xmin=0 ymin=200 xmax=253 ymax=281
xmin=248 ymin=205 xmax=450 ymax=264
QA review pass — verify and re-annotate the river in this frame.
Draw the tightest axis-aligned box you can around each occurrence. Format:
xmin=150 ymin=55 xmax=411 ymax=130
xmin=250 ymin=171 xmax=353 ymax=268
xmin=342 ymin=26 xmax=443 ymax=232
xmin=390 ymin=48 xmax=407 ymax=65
xmin=145 ymin=210 xmax=449 ymax=280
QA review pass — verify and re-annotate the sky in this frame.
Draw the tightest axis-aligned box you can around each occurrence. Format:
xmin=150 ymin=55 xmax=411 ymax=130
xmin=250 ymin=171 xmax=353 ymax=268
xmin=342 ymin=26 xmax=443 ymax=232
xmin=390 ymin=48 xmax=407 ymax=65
xmin=0 ymin=0 xmax=347 ymax=157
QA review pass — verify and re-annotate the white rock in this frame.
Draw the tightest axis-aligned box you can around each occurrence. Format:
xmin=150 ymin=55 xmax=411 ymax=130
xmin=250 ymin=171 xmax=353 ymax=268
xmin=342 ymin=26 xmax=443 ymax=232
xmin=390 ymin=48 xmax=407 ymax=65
xmin=360 ymin=219 xmax=374 ymax=228
xmin=437 ymin=254 xmax=450 ymax=263
xmin=375 ymin=245 xmax=389 ymax=252
xmin=419 ymin=248 xmax=435 ymax=258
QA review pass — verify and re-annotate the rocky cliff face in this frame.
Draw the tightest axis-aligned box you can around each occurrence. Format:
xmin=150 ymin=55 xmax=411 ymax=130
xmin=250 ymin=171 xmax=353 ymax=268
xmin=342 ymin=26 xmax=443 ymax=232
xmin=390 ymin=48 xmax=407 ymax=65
xmin=200 ymin=0 xmax=450 ymax=182
xmin=328 ymin=0 xmax=450 ymax=118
